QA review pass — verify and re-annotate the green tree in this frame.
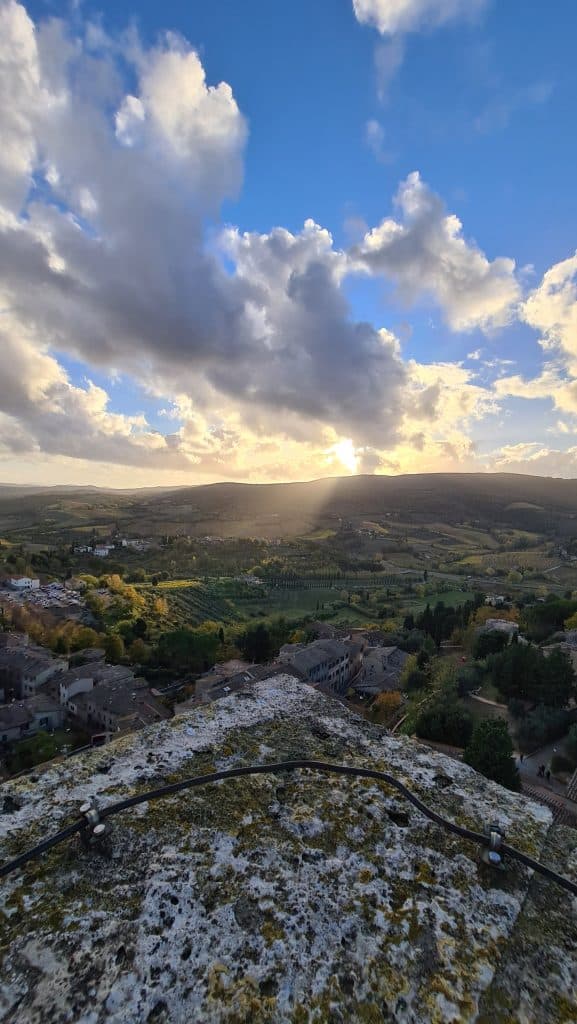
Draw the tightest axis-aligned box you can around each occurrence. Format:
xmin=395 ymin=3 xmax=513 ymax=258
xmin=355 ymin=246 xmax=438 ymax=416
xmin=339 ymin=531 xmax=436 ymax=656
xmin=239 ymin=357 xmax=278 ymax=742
xmin=239 ymin=623 xmax=273 ymax=663
xmin=104 ymin=633 xmax=125 ymax=663
xmin=472 ymin=630 xmax=509 ymax=660
xmin=155 ymin=627 xmax=219 ymax=674
xmin=415 ymin=698 xmax=473 ymax=747
xmin=405 ymin=669 xmax=429 ymax=693
xmin=132 ymin=617 xmax=148 ymax=639
xmin=464 ymin=719 xmax=520 ymax=791
xmin=566 ymin=723 xmax=577 ymax=767
xmin=543 ymin=649 xmax=576 ymax=708
xmin=515 ymin=705 xmax=569 ymax=754
xmin=488 ymin=644 xmax=575 ymax=707
xmin=129 ymin=638 xmax=151 ymax=664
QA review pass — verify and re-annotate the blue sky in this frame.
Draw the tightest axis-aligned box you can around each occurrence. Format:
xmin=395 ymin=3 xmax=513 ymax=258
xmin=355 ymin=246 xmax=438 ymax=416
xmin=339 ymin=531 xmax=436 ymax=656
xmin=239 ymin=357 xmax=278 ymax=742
xmin=1 ymin=0 xmax=577 ymax=484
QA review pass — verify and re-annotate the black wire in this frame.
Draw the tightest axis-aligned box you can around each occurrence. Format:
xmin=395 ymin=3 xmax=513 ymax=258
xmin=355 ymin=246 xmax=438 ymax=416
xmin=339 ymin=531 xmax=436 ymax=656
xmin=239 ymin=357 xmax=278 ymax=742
xmin=1 ymin=760 xmax=576 ymax=896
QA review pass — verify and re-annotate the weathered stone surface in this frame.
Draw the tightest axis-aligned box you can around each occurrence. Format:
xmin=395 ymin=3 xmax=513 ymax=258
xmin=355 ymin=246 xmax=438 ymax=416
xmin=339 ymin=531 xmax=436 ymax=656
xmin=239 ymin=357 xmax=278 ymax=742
xmin=1 ymin=677 xmax=576 ymax=1023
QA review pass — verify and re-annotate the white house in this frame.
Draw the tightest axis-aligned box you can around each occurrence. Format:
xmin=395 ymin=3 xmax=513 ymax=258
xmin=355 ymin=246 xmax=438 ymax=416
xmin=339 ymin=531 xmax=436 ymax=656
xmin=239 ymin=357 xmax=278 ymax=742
xmin=94 ymin=545 xmax=113 ymax=558
xmin=10 ymin=577 xmax=40 ymax=591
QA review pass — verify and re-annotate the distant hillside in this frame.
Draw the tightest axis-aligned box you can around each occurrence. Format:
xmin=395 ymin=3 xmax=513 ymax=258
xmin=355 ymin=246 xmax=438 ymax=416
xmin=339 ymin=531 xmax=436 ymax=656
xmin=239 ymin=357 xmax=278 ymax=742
xmin=0 ymin=473 xmax=575 ymax=539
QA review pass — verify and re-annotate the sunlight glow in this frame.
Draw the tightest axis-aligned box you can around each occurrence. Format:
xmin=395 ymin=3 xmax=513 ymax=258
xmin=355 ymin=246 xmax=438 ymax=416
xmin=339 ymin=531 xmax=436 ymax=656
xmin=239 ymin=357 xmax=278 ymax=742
xmin=330 ymin=439 xmax=358 ymax=475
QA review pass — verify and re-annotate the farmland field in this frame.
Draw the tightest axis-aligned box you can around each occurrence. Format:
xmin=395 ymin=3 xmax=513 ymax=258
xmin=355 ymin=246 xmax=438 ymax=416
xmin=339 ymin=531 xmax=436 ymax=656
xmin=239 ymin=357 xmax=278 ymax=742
xmin=405 ymin=589 xmax=476 ymax=613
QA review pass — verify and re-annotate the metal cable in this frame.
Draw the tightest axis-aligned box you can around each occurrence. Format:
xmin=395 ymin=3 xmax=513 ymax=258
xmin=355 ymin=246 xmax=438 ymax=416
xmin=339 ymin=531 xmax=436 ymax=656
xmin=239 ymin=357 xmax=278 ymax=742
xmin=1 ymin=760 xmax=576 ymax=895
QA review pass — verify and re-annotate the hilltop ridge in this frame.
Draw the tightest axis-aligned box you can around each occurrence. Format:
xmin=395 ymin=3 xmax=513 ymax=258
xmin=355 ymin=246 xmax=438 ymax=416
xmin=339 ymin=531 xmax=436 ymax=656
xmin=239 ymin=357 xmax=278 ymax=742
xmin=1 ymin=472 xmax=576 ymax=541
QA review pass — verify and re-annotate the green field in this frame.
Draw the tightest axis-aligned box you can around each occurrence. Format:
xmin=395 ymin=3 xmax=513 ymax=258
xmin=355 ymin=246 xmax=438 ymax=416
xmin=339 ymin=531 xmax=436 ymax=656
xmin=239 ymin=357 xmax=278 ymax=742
xmin=405 ymin=590 xmax=475 ymax=613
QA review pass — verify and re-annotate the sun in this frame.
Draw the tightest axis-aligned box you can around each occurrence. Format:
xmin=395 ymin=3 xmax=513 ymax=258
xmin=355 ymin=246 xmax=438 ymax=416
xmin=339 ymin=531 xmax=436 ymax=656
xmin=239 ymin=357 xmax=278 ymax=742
xmin=331 ymin=439 xmax=358 ymax=475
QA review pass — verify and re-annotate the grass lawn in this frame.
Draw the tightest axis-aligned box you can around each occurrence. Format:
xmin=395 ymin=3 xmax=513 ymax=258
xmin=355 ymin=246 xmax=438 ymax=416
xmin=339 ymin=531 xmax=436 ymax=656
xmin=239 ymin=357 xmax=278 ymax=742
xmin=461 ymin=696 xmax=509 ymax=725
xmin=406 ymin=590 xmax=475 ymax=613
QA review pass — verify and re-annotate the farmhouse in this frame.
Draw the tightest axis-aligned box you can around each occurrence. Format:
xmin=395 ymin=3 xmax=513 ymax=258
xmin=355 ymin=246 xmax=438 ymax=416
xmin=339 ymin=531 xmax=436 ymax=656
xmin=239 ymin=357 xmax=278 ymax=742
xmin=9 ymin=576 xmax=40 ymax=591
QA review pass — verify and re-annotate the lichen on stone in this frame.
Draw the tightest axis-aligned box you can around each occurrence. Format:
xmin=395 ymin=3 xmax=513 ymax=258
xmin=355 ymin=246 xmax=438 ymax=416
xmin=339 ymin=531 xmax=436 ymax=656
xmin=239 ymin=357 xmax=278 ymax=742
xmin=1 ymin=676 xmax=576 ymax=1023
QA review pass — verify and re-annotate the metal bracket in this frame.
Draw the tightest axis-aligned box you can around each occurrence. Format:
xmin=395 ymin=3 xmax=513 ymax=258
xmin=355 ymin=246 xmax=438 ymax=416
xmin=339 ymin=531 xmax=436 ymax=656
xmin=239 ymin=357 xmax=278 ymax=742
xmin=482 ymin=821 xmax=505 ymax=870
xmin=79 ymin=799 xmax=108 ymax=852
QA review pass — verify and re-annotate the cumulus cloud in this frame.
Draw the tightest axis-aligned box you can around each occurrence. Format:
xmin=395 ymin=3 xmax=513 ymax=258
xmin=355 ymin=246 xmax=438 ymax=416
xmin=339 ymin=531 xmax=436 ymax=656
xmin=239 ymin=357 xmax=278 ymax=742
xmin=494 ymin=364 xmax=577 ymax=419
xmin=352 ymin=0 xmax=487 ymax=36
xmin=352 ymin=172 xmax=521 ymax=331
xmin=0 ymin=312 xmax=190 ymax=468
xmin=521 ymin=253 xmax=577 ymax=368
xmin=0 ymin=2 xmax=560 ymax=485
xmin=0 ymin=2 xmax=412 ymax=477
xmin=490 ymin=442 xmax=577 ymax=478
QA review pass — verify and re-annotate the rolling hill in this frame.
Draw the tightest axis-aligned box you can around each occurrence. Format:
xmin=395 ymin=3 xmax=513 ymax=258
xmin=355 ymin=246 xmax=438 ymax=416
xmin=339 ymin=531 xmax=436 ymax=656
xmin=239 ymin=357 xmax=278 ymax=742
xmin=0 ymin=472 xmax=576 ymax=541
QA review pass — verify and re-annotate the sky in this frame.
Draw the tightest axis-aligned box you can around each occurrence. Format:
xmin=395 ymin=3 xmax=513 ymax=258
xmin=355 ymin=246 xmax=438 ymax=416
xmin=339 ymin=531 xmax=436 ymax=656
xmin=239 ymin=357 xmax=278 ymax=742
xmin=1 ymin=0 xmax=577 ymax=487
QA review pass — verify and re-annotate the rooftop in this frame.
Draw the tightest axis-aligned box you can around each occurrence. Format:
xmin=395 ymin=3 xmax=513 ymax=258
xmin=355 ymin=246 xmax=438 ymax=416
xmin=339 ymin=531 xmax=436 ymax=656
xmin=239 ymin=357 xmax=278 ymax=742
xmin=0 ymin=703 xmax=32 ymax=729
xmin=0 ymin=652 xmax=57 ymax=674
xmin=75 ymin=682 xmax=170 ymax=729
xmin=1 ymin=679 xmax=576 ymax=1022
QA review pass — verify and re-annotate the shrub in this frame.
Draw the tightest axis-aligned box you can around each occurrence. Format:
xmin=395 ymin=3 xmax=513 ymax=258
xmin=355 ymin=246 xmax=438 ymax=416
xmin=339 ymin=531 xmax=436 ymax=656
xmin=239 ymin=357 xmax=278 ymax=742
xmin=566 ymin=723 xmax=577 ymax=766
xmin=405 ymin=669 xmax=429 ymax=693
xmin=415 ymin=700 xmax=473 ymax=748
xmin=472 ymin=631 xmax=509 ymax=660
xmin=507 ymin=698 xmax=527 ymax=720
xmin=457 ymin=663 xmax=484 ymax=697
xmin=515 ymin=705 xmax=570 ymax=754
xmin=464 ymin=719 xmax=520 ymax=791
xmin=550 ymin=753 xmax=574 ymax=775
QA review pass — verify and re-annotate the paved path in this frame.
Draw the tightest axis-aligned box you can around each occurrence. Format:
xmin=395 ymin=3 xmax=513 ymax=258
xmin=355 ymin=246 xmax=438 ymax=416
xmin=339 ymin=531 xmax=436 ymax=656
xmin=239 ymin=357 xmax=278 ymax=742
xmin=516 ymin=742 xmax=568 ymax=796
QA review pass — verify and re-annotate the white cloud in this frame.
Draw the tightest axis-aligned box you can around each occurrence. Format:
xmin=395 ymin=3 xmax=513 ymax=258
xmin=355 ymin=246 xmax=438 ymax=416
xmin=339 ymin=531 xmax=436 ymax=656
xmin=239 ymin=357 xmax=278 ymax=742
xmin=0 ymin=2 xmax=568 ymax=486
xmin=0 ymin=0 xmax=63 ymax=213
xmin=521 ymin=253 xmax=577 ymax=368
xmin=474 ymin=80 xmax=554 ymax=135
xmin=494 ymin=364 xmax=577 ymax=419
xmin=374 ymin=37 xmax=405 ymax=99
xmin=365 ymin=119 xmax=393 ymax=163
xmin=0 ymin=312 xmax=188 ymax=468
xmin=0 ymin=3 xmax=410 ymax=476
xmin=352 ymin=172 xmax=521 ymax=331
xmin=489 ymin=442 xmax=577 ymax=478
xmin=352 ymin=0 xmax=487 ymax=36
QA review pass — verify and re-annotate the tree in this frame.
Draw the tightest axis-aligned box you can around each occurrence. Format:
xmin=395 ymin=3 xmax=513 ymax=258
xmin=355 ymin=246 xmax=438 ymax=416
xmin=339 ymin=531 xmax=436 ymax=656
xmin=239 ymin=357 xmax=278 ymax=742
xmin=69 ymin=626 xmax=100 ymax=651
xmin=543 ymin=648 xmax=576 ymax=708
xmin=239 ymin=623 xmax=273 ymax=663
xmin=416 ymin=649 xmax=430 ymax=671
xmin=521 ymin=598 xmax=577 ymax=643
xmin=155 ymin=627 xmax=219 ymax=674
xmin=405 ymin=669 xmax=429 ymax=693
xmin=565 ymin=723 xmax=577 ymax=767
xmin=372 ymin=690 xmax=402 ymax=722
xmin=464 ymin=719 xmax=520 ymax=791
xmin=104 ymin=633 xmax=125 ymax=663
xmin=153 ymin=596 xmax=168 ymax=618
xmin=132 ymin=617 xmax=148 ymax=639
xmin=515 ymin=705 xmax=569 ymax=754
xmin=399 ymin=654 xmax=418 ymax=688
xmin=472 ymin=630 xmax=509 ymax=660
xmin=415 ymin=698 xmax=473 ymax=747
xmin=129 ymin=638 xmax=151 ymax=664
xmin=456 ymin=662 xmax=484 ymax=697
xmin=488 ymin=644 xmax=575 ymax=708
